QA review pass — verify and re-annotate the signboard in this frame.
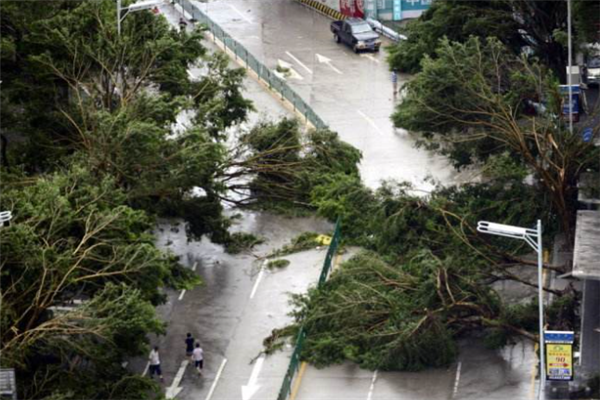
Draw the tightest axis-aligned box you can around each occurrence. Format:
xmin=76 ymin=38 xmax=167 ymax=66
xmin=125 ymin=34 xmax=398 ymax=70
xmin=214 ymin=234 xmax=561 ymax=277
xmin=559 ymin=85 xmax=580 ymax=122
xmin=340 ymin=0 xmax=364 ymax=17
xmin=544 ymin=331 xmax=574 ymax=381
xmin=392 ymin=0 xmax=401 ymax=20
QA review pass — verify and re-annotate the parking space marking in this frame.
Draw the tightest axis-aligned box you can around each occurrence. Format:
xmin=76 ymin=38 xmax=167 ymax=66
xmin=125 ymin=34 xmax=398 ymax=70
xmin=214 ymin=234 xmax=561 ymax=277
xmin=357 ymin=110 xmax=384 ymax=135
xmin=205 ymin=358 xmax=228 ymax=400
xmin=249 ymin=261 xmax=266 ymax=299
xmin=178 ymin=289 xmax=186 ymax=301
xmin=286 ymin=51 xmax=313 ymax=75
xmin=366 ymin=370 xmax=378 ymax=400
xmin=228 ymin=4 xmax=253 ymax=24
xmin=141 ymin=361 xmax=149 ymax=376
xmin=452 ymin=362 xmax=461 ymax=398
xmin=360 ymin=54 xmax=380 ymax=64
xmin=192 ymin=261 xmax=197 ymax=271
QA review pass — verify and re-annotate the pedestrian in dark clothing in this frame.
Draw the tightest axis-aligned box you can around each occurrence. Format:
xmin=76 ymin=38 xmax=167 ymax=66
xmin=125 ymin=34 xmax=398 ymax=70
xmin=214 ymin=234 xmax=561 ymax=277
xmin=185 ymin=333 xmax=194 ymax=357
xmin=179 ymin=17 xmax=188 ymax=31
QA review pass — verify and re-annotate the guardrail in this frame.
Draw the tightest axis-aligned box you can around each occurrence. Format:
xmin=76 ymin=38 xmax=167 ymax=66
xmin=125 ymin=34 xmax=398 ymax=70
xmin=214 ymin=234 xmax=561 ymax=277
xmin=176 ymin=0 xmax=327 ymax=130
xmin=277 ymin=218 xmax=341 ymax=400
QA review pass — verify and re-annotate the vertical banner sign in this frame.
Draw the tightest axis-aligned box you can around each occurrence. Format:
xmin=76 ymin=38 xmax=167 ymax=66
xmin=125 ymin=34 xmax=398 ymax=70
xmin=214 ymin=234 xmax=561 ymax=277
xmin=392 ymin=0 xmax=401 ymax=20
xmin=544 ymin=331 xmax=575 ymax=381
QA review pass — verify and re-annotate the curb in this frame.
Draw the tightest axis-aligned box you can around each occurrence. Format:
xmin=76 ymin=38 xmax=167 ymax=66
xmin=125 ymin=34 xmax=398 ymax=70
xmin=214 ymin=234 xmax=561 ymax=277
xmin=295 ymin=0 xmax=346 ymax=21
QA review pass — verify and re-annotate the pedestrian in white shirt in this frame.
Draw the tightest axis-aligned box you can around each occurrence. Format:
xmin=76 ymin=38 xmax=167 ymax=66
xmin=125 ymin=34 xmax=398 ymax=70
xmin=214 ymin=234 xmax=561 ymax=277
xmin=192 ymin=343 xmax=204 ymax=375
xmin=148 ymin=346 xmax=164 ymax=382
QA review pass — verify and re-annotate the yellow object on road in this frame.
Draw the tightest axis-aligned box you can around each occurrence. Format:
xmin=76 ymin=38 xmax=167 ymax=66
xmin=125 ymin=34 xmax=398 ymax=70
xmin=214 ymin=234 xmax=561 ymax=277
xmin=316 ymin=234 xmax=331 ymax=246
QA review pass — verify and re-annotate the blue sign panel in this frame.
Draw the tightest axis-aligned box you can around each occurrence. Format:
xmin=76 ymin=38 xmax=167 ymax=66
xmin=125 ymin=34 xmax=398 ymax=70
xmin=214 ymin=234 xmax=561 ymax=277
xmin=544 ymin=331 xmax=575 ymax=344
xmin=582 ymin=128 xmax=593 ymax=142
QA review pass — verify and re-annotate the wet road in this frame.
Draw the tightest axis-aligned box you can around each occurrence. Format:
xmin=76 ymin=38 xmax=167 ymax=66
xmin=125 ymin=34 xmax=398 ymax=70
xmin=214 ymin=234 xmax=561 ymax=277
xmin=143 ymin=4 xmax=539 ymax=400
xmin=150 ymin=213 xmax=335 ymax=400
xmin=193 ymin=0 xmax=476 ymax=191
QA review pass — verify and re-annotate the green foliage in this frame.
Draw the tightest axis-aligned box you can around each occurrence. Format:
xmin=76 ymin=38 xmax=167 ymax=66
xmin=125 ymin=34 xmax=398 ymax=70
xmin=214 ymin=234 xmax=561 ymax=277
xmin=386 ymin=0 xmax=595 ymax=80
xmin=0 ymin=166 xmax=197 ymax=398
xmin=279 ymin=174 xmax=559 ymax=371
xmin=266 ymin=259 xmax=291 ymax=269
xmin=268 ymin=232 xmax=321 ymax=257
xmin=240 ymin=119 xmax=362 ymax=211
xmin=224 ymin=232 xmax=265 ymax=254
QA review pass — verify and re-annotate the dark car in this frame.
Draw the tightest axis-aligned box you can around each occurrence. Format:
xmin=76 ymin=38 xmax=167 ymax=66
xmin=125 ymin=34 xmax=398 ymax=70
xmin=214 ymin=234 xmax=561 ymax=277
xmin=331 ymin=18 xmax=381 ymax=53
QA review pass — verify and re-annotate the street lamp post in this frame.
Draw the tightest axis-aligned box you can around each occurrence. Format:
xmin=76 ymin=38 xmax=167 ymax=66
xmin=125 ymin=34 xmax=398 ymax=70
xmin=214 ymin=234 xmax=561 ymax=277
xmin=477 ymin=220 xmax=545 ymax=399
xmin=117 ymin=0 xmax=164 ymax=36
xmin=567 ymin=0 xmax=574 ymax=134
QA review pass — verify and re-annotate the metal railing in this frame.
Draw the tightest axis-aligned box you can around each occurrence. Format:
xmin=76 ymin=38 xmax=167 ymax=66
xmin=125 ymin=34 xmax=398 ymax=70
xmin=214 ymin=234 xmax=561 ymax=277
xmin=277 ymin=218 xmax=341 ymax=400
xmin=176 ymin=0 xmax=328 ymax=130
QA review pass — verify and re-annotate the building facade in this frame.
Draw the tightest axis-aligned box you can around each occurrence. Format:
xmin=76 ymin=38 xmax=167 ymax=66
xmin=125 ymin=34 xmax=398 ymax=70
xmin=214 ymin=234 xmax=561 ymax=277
xmin=317 ymin=0 xmax=432 ymax=20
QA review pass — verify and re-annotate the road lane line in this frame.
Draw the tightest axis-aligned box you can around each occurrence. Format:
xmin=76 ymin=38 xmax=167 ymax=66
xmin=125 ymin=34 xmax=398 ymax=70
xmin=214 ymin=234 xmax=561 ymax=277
xmin=452 ymin=362 xmax=462 ymax=398
xmin=228 ymin=4 xmax=253 ymax=23
xmin=205 ymin=358 xmax=228 ymax=400
xmin=178 ymin=289 xmax=186 ymax=301
xmin=289 ymin=362 xmax=308 ymax=400
xmin=357 ymin=110 xmax=384 ymax=135
xmin=366 ymin=370 xmax=378 ymax=400
xmin=192 ymin=261 xmax=197 ymax=271
xmin=141 ymin=361 xmax=150 ymax=376
xmin=360 ymin=54 xmax=380 ymax=64
xmin=249 ymin=261 xmax=266 ymax=299
xmin=286 ymin=51 xmax=313 ymax=74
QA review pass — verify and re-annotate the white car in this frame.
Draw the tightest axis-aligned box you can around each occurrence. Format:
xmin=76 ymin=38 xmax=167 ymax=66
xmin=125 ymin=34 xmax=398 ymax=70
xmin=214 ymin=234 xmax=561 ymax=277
xmin=586 ymin=57 xmax=600 ymax=86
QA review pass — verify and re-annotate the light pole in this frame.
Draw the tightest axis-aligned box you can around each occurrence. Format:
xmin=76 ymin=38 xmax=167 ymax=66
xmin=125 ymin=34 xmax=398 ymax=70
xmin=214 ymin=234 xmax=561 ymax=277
xmin=567 ymin=0 xmax=574 ymax=134
xmin=0 ymin=210 xmax=12 ymax=228
xmin=477 ymin=220 xmax=545 ymax=399
xmin=117 ymin=0 xmax=164 ymax=36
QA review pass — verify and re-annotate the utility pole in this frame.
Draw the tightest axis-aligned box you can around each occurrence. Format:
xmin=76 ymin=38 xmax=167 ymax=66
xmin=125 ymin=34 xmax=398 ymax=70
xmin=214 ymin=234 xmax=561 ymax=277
xmin=567 ymin=0 xmax=573 ymax=134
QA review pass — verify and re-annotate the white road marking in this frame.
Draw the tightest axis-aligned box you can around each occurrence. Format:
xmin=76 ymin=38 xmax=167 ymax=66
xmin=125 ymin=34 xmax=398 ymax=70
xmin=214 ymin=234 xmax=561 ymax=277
xmin=452 ymin=361 xmax=462 ymax=398
xmin=166 ymin=360 xmax=189 ymax=399
xmin=228 ymin=4 xmax=253 ymax=24
xmin=315 ymin=53 xmax=342 ymax=75
xmin=241 ymin=356 xmax=265 ymax=400
xmin=178 ymin=289 xmax=186 ymax=301
xmin=277 ymin=60 xmax=303 ymax=80
xmin=286 ymin=51 xmax=313 ymax=74
xmin=357 ymin=110 xmax=384 ymax=135
xmin=205 ymin=358 xmax=228 ymax=400
xmin=249 ymin=262 xmax=266 ymax=299
xmin=366 ymin=370 xmax=378 ymax=400
xmin=141 ymin=361 xmax=150 ymax=376
xmin=360 ymin=54 xmax=380 ymax=64
xmin=192 ymin=261 xmax=197 ymax=271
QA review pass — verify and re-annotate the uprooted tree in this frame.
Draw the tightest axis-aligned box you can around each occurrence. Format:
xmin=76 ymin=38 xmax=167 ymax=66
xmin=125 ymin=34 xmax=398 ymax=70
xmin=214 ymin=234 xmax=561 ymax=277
xmin=267 ymin=177 xmax=579 ymax=371
xmin=393 ymin=37 xmax=599 ymax=241
xmin=0 ymin=1 xmax=365 ymax=398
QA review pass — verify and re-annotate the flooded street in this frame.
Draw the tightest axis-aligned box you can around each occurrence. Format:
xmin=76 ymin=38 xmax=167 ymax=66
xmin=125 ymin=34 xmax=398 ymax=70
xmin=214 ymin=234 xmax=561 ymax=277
xmin=193 ymin=0 xmax=477 ymax=191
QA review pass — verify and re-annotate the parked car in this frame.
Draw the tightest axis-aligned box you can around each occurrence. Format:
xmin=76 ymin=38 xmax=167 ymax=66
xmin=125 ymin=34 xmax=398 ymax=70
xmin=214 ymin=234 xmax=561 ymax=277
xmin=585 ymin=57 xmax=600 ymax=86
xmin=331 ymin=18 xmax=381 ymax=53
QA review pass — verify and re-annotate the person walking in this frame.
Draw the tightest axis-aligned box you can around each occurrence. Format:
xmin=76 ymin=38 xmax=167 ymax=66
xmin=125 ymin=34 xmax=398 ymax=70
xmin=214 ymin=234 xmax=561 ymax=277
xmin=179 ymin=17 xmax=188 ymax=32
xmin=391 ymin=69 xmax=398 ymax=98
xmin=185 ymin=333 xmax=194 ymax=358
xmin=148 ymin=346 xmax=164 ymax=382
xmin=192 ymin=343 xmax=204 ymax=376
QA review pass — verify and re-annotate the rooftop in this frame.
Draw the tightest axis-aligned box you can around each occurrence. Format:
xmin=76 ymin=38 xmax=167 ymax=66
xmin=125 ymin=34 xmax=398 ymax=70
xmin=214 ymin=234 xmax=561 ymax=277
xmin=573 ymin=210 xmax=600 ymax=280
